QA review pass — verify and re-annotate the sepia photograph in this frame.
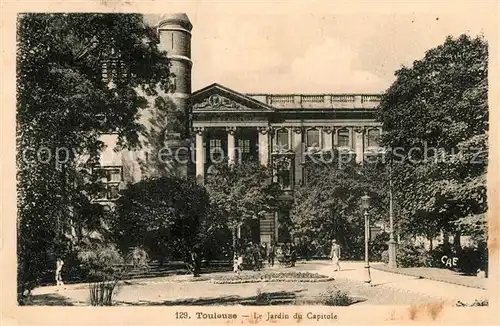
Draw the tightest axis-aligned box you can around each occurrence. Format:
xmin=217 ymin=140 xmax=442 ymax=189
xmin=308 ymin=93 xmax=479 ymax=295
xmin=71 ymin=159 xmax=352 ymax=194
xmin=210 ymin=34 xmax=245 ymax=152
xmin=3 ymin=0 xmax=498 ymax=324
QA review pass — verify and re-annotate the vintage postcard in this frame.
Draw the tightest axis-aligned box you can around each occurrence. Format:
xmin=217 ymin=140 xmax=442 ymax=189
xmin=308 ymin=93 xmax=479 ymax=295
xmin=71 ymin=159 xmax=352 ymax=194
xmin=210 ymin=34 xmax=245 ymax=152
xmin=1 ymin=0 xmax=499 ymax=325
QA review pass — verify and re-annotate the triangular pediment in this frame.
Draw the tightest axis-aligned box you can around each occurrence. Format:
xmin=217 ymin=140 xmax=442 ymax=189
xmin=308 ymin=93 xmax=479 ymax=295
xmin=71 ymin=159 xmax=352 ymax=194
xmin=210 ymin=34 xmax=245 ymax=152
xmin=191 ymin=83 xmax=274 ymax=112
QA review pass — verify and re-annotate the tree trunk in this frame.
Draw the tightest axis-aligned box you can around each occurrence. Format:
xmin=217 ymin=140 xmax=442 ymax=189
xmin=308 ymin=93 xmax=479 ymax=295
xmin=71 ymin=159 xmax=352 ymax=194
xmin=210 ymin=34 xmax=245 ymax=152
xmin=443 ymin=230 xmax=450 ymax=251
xmin=232 ymin=227 xmax=237 ymax=259
xmin=453 ymin=229 xmax=462 ymax=255
xmin=429 ymin=236 xmax=433 ymax=251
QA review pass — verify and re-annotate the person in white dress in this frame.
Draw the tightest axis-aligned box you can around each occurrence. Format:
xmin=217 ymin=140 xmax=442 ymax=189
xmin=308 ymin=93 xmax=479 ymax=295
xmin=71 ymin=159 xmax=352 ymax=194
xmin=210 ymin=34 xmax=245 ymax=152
xmin=55 ymin=258 xmax=64 ymax=286
xmin=329 ymin=240 xmax=341 ymax=271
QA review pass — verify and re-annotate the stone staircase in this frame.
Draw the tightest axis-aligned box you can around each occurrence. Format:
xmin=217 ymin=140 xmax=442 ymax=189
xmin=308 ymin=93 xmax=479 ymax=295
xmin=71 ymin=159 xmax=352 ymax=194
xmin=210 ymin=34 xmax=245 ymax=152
xmin=37 ymin=260 xmax=232 ymax=286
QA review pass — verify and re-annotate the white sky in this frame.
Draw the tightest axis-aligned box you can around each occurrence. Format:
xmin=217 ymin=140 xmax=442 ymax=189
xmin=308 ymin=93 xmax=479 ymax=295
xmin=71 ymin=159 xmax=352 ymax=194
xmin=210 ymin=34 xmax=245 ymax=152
xmin=143 ymin=2 xmax=496 ymax=94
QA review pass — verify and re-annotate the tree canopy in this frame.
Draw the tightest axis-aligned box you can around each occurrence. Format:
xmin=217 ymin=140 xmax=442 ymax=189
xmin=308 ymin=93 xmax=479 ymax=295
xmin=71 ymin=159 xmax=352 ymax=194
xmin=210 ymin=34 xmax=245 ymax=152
xmin=204 ymin=160 xmax=283 ymax=246
xmin=17 ymin=13 xmax=172 ymax=291
xmin=111 ymin=176 xmax=210 ymax=263
xmin=291 ymin=154 xmax=389 ymax=259
xmin=377 ymin=34 xmax=488 ymax=244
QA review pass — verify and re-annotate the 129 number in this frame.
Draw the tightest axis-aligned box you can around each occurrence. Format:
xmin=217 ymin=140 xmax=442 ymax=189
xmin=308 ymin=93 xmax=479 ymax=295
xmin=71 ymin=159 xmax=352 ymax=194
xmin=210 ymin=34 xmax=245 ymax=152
xmin=175 ymin=312 xmax=189 ymax=319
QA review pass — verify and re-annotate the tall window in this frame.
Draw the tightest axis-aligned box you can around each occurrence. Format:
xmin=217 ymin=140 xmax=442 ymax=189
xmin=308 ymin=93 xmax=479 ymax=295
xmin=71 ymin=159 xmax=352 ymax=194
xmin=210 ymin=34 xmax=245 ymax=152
xmin=102 ymin=55 xmax=129 ymax=84
xmin=93 ymin=166 xmax=123 ymax=201
xmin=337 ymin=129 xmax=350 ymax=147
xmin=209 ymin=138 xmax=223 ymax=162
xmin=238 ymin=139 xmax=251 ymax=154
xmin=237 ymin=138 xmax=255 ymax=161
xmin=306 ymin=129 xmax=320 ymax=148
xmin=367 ymin=129 xmax=381 ymax=147
xmin=210 ymin=139 xmax=222 ymax=149
xmin=276 ymin=129 xmax=289 ymax=151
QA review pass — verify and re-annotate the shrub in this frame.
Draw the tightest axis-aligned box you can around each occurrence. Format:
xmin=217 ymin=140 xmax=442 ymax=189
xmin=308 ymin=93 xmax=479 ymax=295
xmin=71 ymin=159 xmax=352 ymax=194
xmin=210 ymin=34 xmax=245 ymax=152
xmin=457 ymin=246 xmax=483 ymax=275
xmin=88 ymin=281 xmax=118 ymax=306
xmin=343 ymin=242 xmax=364 ymax=261
xmin=396 ymin=241 xmax=427 ymax=268
xmin=381 ymin=250 xmax=389 ymax=264
xmin=255 ymin=288 xmax=272 ymax=305
xmin=424 ymin=244 xmax=451 ymax=268
xmin=78 ymin=244 xmax=125 ymax=306
xmin=320 ymin=286 xmax=353 ymax=306
xmin=125 ymin=246 xmax=150 ymax=272
xmin=369 ymin=232 xmax=389 ymax=261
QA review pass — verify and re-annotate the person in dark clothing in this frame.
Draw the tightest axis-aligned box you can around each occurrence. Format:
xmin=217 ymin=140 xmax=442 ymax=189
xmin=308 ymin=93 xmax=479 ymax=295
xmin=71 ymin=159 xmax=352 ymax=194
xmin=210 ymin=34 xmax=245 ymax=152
xmin=260 ymin=243 xmax=267 ymax=264
xmin=246 ymin=242 xmax=255 ymax=269
xmin=267 ymin=242 xmax=276 ymax=267
xmin=282 ymin=242 xmax=290 ymax=265
xmin=290 ymin=242 xmax=297 ymax=267
xmin=253 ymin=243 xmax=261 ymax=270
xmin=191 ymin=249 xmax=201 ymax=277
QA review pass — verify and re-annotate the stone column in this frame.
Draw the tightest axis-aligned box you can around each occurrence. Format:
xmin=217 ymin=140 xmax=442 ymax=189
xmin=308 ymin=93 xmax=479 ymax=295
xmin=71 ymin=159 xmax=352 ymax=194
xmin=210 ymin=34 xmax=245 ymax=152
xmin=350 ymin=127 xmax=355 ymax=150
xmin=322 ymin=126 xmax=333 ymax=149
xmin=195 ymin=127 xmax=205 ymax=184
xmin=354 ymin=127 xmax=365 ymax=164
xmin=226 ymin=126 xmax=237 ymax=165
xmin=292 ymin=127 xmax=303 ymax=185
xmin=258 ymin=127 xmax=270 ymax=166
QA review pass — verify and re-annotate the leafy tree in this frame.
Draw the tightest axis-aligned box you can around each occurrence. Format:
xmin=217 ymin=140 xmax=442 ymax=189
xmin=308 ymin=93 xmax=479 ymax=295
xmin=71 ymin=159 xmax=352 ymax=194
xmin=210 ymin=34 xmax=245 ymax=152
xmin=291 ymin=153 xmax=389 ymax=259
xmin=111 ymin=176 xmax=210 ymax=274
xmin=140 ymin=95 xmax=189 ymax=178
xmin=204 ymin=160 xmax=283 ymax=256
xmin=377 ymin=34 xmax=488 ymax=250
xmin=17 ymin=13 xmax=172 ymax=297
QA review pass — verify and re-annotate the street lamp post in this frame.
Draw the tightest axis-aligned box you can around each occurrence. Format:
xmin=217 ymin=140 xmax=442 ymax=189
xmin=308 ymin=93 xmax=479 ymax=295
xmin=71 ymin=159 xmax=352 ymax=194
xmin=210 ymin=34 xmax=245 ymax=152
xmin=233 ymin=223 xmax=242 ymax=260
xmin=361 ymin=194 xmax=372 ymax=284
xmin=388 ymin=164 xmax=397 ymax=268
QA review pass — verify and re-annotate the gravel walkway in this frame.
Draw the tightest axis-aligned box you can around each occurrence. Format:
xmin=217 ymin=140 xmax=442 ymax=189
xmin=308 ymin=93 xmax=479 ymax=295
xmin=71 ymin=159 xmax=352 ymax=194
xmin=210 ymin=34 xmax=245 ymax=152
xmin=29 ymin=262 xmax=456 ymax=306
xmin=371 ymin=264 xmax=486 ymax=289
xmin=317 ymin=262 xmax=488 ymax=305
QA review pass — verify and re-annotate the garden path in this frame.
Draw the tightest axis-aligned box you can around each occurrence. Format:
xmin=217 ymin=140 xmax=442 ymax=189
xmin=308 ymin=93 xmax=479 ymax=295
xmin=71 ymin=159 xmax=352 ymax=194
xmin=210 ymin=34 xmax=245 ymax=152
xmin=317 ymin=261 xmax=488 ymax=304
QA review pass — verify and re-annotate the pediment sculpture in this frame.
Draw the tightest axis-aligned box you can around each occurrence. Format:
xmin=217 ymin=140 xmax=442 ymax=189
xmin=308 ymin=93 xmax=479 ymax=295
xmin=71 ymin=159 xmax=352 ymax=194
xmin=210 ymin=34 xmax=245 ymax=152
xmin=192 ymin=94 xmax=247 ymax=110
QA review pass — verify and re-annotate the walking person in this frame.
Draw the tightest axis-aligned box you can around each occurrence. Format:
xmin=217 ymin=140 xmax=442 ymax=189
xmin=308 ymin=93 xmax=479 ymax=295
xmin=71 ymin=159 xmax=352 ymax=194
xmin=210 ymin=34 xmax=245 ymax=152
xmin=55 ymin=257 xmax=64 ymax=286
xmin=253 ymin=243 xmax=262 ymax=271
xmin=260 ymin=243 xmax=267 ymax=267
xmin=246 ymin=242 xmax=254 ymax=269
xmin=330 ymin=239 xmax=341 ymax=271
xmin=233 ymin=250 xmax=243 ymax=275
xmin=290 ymin=242 xmax=297 ymax=267
xmin=190 ymin=245 xmax=202 ymax=277
xmin=267 ymin=242 xmax=276 ymax=267
xmin=282 ymin=242 xmax=290 ymax=266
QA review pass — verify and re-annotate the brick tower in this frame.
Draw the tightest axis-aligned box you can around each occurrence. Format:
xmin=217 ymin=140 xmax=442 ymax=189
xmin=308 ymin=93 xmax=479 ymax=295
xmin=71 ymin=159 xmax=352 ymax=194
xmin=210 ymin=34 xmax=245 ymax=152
xmin=156 ymin=14 xmax=193 ymax=176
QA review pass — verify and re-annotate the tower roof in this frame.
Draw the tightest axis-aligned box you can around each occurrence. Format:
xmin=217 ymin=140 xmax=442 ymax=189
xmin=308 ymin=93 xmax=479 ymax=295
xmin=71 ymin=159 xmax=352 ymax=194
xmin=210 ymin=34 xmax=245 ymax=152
xmin=157 ymin=13 xmax=192 ymax=30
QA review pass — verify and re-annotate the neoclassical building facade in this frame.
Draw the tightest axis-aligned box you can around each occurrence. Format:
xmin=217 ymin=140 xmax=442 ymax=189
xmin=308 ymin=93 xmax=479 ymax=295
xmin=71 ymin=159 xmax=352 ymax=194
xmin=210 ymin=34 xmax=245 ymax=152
xmin=97 ymin=13 xmax=383 ymax=244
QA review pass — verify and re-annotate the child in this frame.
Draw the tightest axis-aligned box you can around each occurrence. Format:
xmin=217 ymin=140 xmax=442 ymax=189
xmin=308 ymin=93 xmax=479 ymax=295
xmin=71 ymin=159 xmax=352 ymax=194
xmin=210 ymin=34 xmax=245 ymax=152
xmin=233 ymin=256 xmax=239 ymax=274
xmin=233 ymin=252 xmax=243 ymax=275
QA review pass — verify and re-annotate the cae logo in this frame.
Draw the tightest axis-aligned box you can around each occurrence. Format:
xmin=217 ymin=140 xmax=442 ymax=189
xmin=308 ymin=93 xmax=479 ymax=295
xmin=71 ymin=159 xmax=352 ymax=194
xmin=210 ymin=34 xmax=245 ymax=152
xmin=441 ymin=255 xmax=459 ymax=267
